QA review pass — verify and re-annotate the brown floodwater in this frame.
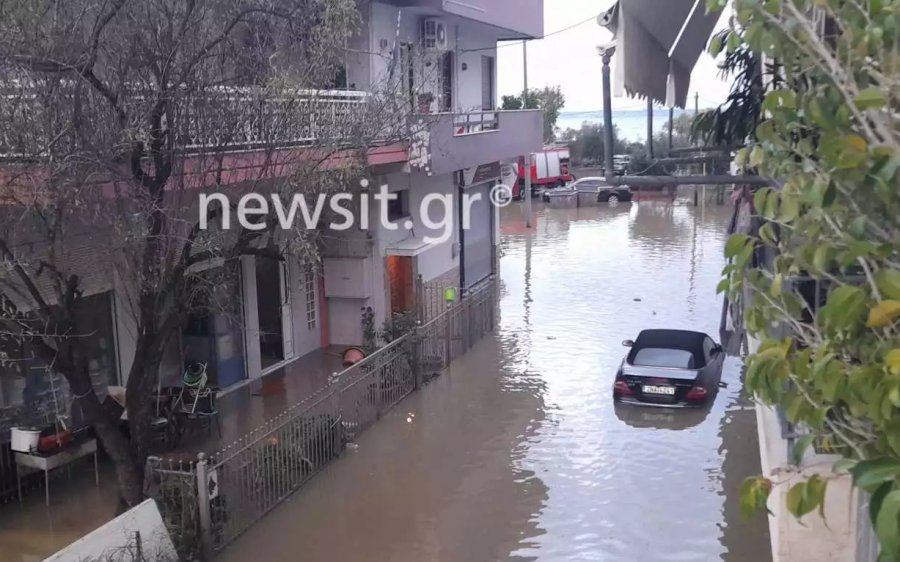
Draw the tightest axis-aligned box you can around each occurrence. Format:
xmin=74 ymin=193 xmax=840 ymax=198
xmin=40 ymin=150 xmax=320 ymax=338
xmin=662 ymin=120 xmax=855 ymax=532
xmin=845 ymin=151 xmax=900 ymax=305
xmin=218 ymin=195 xmax=771 ymax=562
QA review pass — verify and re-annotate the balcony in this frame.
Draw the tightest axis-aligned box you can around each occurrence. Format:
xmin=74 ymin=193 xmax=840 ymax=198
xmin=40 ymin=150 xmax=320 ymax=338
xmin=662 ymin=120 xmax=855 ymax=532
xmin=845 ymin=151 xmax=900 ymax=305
xmin=0 ymin=87 xmax=373 ymax=160
xmin=420 ymin=109 xmax=543 ymax=176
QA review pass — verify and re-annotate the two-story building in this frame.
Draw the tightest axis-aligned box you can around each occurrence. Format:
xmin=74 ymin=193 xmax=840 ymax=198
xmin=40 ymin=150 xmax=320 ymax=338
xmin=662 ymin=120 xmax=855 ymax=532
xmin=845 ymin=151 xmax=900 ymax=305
xmin=0 ymin=0 xmax=545 ymax=455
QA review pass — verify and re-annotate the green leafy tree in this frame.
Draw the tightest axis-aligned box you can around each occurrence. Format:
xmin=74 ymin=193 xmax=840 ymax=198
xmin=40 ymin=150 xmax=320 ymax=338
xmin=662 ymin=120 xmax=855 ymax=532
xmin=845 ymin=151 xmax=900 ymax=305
xmin=502 ymin=86 xmax=565 ymax=142
xmin=710 ymin=0 xmax=900 ymax=556
xmin=559 ymin=123 xmax=627 ymax=167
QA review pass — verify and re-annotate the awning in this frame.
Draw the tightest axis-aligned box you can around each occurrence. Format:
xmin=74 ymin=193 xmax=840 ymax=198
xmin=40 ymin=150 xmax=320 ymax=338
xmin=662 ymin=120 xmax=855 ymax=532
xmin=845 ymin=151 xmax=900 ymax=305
xmin=598 ymin=0 xmax=723 ymax=108
xmin=386 ymin=237 xmax=434 ymax=257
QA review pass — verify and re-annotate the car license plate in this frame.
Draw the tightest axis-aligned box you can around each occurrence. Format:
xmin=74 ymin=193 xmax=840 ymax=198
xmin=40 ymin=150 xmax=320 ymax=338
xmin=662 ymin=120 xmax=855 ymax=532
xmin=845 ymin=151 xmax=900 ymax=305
xmin=642 ymin=385 xmax=675 ymax=396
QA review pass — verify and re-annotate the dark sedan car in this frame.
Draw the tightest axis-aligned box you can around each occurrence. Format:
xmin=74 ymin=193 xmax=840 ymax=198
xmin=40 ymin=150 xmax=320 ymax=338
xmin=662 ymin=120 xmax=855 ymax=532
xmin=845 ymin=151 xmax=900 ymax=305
xmin=542 ymin=177 xmax=633 ymax=203
xmin=612 ymin=329 xmax=724 ymax=407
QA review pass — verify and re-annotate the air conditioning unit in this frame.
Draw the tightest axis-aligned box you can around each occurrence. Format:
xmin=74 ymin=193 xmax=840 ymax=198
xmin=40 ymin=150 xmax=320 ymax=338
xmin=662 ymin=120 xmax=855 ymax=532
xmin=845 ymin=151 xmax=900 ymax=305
xmin=421 ymin=18 xmax=448 ymax=51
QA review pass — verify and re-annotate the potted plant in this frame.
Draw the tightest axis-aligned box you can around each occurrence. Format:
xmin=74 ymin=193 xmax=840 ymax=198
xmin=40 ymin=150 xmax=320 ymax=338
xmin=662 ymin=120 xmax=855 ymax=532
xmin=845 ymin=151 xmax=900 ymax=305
xmin=417 ymin=92 xmax=435 ymax=114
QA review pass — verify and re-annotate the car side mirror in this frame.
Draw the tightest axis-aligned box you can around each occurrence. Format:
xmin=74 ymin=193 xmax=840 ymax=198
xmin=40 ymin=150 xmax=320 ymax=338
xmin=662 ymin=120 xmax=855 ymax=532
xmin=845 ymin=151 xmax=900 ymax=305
xmin=622 ymin=340 xmax=634 ymax=347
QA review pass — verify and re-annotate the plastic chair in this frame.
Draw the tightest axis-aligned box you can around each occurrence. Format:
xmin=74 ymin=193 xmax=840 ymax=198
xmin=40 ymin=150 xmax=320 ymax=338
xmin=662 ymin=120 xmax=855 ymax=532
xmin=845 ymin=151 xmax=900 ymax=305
xmin=177 ymin=363 xmax=221 ymax=438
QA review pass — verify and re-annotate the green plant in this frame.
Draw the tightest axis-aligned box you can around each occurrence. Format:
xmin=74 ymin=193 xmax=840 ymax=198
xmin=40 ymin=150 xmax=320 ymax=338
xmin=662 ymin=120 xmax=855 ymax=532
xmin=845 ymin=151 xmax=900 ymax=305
xmin=710 ymin=0 xmax=900 ymax=556
xmin=379 ymin=311 xmax=418 ymax=344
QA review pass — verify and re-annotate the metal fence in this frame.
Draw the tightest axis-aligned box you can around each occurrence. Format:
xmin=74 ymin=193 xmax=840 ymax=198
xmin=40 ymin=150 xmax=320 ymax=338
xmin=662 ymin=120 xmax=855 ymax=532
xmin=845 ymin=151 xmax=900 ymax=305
xmin=146 ymin=278 xmax=497 ymax=558
xmin=0 ymin=87 xmax=371 ymax=160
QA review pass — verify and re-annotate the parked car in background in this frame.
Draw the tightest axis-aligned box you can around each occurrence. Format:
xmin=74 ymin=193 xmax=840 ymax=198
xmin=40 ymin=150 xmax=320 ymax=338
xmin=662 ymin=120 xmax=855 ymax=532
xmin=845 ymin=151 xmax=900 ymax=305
xmin=541 ymin=177 xmax=633 ymax=203
xmin=613 ymin=154 xmax=631 ymax=175
xmin=612 ymin=329 xmax=725 ymax=407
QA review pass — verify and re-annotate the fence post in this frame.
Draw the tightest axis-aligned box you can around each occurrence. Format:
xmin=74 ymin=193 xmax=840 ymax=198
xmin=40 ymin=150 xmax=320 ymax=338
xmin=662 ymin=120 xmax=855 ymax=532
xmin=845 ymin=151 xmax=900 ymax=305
xmin=444 ymin=302 xmax=452 ymax=367
xmin=412 ymin=321 xmax=422 ymax=391
xmin=196 ymin=453 xmax=214 ymax=560
xmin=415 ymin=274 xmax=424 ymax=323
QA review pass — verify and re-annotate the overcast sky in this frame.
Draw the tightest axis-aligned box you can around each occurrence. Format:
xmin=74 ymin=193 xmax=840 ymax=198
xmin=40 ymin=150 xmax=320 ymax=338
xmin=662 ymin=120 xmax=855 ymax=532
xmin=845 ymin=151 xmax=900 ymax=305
xmin=497 ymin=0 xmax=733 ymax=113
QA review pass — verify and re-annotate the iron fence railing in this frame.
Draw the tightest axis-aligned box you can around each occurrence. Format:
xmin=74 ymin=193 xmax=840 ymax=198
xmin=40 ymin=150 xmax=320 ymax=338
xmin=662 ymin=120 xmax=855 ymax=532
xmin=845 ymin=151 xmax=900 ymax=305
xmin=146 ymin=277 xmax=497 ymax=557
xmin=452 ymin=111 xmax=500 ymax=136
xmin=0 ymin=87 xmax=370 ymax=160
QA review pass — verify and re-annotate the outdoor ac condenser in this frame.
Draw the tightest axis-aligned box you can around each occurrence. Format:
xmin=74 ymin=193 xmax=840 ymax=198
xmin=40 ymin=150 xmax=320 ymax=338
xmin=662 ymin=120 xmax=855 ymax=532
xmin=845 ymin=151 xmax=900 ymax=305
xmin=421 ymin=18 xmax=448 ymax=51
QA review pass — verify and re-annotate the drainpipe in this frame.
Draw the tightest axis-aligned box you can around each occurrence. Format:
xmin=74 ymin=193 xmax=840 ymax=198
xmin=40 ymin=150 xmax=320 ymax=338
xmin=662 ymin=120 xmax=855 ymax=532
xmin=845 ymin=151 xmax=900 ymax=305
xmin=456 ymin=170 xmax=466 ymax=295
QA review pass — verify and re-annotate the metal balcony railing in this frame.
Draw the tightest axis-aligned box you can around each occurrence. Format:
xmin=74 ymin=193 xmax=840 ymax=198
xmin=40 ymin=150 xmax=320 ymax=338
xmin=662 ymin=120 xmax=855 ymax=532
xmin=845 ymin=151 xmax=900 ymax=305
xmin=0 ymin=87 xmax=371 ymax=160
xmin=452 ymin=111 xmax=500 ymax=136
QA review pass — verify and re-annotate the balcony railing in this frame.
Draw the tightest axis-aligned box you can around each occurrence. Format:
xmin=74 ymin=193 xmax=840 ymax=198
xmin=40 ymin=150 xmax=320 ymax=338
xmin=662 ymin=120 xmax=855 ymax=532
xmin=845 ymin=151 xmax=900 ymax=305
xmin=0 ymin=87 xmax=371 ymax=160
xmin=452 ymin=111 xmax=500 ymax=136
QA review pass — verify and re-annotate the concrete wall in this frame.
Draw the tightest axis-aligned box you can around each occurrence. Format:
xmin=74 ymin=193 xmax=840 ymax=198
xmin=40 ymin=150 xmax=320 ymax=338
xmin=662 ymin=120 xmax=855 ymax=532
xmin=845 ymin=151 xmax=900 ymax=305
xmin=44 ymin=498 xmax=177 ymax=562
xmin=427 ymin=110 xmax=544 ymax=176
xmin=750 ymin=335 xmax=861 ymax=562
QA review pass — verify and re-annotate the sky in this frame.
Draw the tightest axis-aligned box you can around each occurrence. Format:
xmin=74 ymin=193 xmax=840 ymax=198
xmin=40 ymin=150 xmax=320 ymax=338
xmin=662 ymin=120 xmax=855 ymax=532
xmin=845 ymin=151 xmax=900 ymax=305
xmin=497 ymin=0 xmax=734 ymax=113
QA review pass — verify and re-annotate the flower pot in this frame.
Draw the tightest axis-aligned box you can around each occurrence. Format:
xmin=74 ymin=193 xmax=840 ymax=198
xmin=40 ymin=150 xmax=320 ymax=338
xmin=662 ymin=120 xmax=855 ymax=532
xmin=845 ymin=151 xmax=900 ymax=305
xmin=11 ymin=427 xmax=42 ymax=453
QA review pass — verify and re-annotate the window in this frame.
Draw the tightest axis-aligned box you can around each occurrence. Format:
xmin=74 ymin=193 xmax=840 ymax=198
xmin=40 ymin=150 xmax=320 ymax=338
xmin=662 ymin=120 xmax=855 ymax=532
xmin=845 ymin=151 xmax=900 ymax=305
xmin=305 ymin=265 xmax=317 ymax=330
xmin=633 ymin=348 xmax=695 ymax=369
xmin=388 ymin=190 xmax=410 ymax=222
xmin=703 ymin=338 xmax=717 ymax=363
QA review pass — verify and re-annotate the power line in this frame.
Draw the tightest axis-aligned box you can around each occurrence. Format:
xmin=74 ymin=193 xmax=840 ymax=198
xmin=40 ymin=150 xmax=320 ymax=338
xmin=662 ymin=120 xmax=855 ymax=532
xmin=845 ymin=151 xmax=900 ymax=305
xmin=461 ymin=12 xmax=606 ymax=53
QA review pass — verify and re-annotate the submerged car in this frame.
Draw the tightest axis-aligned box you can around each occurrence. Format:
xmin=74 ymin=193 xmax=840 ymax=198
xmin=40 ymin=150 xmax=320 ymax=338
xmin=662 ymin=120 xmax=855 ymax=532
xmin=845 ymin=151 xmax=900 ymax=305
xmin=541 ymin=177 xmax=633 ymax=203
xmin=612 ymin=329 xmax=724 ymax=407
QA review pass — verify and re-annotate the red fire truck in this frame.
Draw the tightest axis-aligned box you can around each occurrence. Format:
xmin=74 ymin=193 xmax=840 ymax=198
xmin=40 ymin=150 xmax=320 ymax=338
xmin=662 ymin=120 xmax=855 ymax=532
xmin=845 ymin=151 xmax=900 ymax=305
xmin=510 ymin=146 xmax=576 ymax=199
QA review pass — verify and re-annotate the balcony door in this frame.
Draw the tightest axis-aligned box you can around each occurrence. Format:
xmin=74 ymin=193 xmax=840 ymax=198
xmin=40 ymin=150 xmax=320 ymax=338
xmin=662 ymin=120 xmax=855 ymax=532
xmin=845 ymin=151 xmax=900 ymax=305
xmin=440 ymin=51 xmax=454 ymax=112
xmin=481 ymin=56 xmax=495 ymax=111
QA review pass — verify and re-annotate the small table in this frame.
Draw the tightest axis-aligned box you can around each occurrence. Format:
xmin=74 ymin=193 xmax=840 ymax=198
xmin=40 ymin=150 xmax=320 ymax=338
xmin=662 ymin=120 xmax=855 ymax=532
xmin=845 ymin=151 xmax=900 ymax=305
xmin=15 ymin=436 xmax=99 ymax=506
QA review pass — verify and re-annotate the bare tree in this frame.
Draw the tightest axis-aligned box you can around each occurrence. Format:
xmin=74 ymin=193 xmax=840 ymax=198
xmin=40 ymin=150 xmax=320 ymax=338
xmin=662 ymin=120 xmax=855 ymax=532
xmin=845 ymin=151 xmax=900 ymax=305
xmin=0 ymin=0 xmax=419 ymax=508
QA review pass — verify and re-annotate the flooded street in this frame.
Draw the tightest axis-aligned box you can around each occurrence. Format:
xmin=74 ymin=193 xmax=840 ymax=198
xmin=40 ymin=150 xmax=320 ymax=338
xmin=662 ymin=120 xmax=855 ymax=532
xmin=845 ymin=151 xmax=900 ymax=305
xmin=219 ymin=195 xmax=770 ymax=562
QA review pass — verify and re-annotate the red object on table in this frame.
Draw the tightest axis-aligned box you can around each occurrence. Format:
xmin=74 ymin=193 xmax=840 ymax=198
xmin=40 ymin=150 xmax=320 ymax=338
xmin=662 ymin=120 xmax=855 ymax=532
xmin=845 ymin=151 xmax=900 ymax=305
xmin=38 ymin=430 xmax=73 ymax=453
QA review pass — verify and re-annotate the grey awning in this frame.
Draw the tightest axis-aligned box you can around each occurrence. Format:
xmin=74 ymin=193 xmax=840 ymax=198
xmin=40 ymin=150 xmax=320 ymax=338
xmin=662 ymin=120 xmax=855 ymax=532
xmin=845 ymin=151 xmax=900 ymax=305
xmin=598 ymin=0 xmax=723 ymax=109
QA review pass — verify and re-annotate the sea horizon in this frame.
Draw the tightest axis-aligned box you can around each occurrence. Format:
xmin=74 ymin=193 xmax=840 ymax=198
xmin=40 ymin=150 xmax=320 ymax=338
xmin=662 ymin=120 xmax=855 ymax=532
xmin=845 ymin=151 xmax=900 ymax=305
xmin=557 ymin=108 xmax=692 ymax=143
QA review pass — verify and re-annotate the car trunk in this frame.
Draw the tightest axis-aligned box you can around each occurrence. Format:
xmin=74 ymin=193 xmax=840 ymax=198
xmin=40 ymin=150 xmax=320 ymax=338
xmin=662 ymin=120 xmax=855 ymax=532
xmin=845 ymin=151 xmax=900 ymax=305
xmin=620 ymin=364 xmax=701 ymax=405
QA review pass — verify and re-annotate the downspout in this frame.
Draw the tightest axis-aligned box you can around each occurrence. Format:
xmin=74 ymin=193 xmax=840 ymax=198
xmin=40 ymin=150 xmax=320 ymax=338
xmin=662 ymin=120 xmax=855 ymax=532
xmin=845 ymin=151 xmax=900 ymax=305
xmin=456 ymin=170 xmax=466 ymax=294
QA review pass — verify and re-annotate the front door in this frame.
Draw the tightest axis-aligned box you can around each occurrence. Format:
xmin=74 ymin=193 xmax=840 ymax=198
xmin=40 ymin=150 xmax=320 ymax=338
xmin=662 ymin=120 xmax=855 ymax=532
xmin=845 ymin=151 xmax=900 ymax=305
xmin=387 ymin=256 xmax=416 ymax=315
xmin=254 ymin=257 xmax=294 ymax=371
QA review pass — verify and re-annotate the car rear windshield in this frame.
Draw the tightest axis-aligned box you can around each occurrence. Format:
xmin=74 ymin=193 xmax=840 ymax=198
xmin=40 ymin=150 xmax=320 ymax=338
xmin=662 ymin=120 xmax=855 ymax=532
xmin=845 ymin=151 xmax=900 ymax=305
xmin=632 ymin=348 xmax=695 ymax=369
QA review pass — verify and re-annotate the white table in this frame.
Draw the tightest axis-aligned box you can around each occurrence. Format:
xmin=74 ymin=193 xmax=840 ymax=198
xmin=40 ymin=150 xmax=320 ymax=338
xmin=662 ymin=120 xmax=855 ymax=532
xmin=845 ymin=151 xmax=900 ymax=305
xmin=15 ymin=437 xmax=99 ymax=506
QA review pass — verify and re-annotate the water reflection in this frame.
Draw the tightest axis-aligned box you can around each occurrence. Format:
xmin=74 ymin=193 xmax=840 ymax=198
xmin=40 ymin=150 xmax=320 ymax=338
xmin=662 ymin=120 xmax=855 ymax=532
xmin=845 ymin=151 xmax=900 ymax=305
xmin=613 ymin=401 xmax=715 ymax=431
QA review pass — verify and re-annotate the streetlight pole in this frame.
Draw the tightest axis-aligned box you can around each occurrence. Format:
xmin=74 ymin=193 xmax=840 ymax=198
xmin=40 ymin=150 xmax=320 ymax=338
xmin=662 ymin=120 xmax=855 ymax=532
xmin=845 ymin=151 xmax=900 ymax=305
xmin=601 ymin=47 xmax=615 ymax=183
xmin=522 ymin=40 xmax=533 ymax=229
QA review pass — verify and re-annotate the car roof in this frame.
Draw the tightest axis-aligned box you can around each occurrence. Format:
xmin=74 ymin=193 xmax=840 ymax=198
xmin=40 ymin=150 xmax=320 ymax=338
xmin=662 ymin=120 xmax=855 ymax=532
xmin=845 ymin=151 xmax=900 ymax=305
xmin=575 ymin=177 xmax=610 ymax=183
xmin=627 ymin=329 xmax=712 ymax=367
xmin=635 ymin=329 xmax=710 ymax=343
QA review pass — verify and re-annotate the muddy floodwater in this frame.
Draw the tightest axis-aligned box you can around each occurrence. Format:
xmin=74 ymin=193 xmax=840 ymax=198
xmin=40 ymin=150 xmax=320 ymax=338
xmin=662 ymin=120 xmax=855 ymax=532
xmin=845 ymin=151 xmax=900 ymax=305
xmin=220 ymin=195 xmax=771 ymax=562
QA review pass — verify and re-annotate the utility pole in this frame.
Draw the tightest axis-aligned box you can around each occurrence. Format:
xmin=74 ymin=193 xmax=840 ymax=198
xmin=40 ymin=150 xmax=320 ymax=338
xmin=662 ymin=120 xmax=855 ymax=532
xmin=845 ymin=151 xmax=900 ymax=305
xmin=646 ymin=98 xmax=654 ymax=159
xmin=695 ymin=92 xmax=699 ymax=115
xmin=601 ymin=49 xmax=615 ymax=183
xmin=522 ymin=40 xmax=532 ymax=228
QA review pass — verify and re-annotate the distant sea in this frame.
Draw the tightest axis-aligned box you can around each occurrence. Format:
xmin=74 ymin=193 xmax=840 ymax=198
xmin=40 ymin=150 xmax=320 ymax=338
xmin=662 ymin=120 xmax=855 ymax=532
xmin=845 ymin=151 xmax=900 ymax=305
xmin=557 ymin=109 xmax=687 ymax=143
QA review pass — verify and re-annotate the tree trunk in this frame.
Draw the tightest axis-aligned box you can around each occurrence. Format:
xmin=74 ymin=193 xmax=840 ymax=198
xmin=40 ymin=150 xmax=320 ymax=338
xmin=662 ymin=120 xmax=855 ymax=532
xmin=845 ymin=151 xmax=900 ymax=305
xmin=60 ymin=355 xmax=146 ymax=509
xmin=123 ymin=335 xmax=166 ymax=507
xmin=77 ymin=386 xmax=145 ymax=509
